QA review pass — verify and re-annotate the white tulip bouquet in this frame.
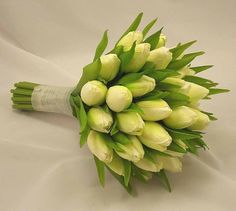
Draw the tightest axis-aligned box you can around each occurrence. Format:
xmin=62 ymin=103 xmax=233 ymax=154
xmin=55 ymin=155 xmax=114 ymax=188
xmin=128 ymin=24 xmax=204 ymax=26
xmin=11 ymin=13 xmax=229 ymax=194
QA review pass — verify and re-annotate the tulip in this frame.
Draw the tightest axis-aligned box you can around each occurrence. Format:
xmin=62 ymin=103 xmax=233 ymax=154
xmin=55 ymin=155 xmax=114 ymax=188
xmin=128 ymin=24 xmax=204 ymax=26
xmin=106 ymin=85 xmax=132 ymax=112
xmin=87 ymin=130 xmax=113 ymax=164
xmin=117 ymin=31 xmax=143 ymax=51
xmin=136 ymin=99 xmax=172 ymax=121
xmin=147 ymin=47 xmax=172 ymax=70
xmin=163 ymin=106 xmax=198 ymax=129
xmin=162 ymin=77 xmax=191 ymax=94
xmin=134 ymin=156 xmax=163 ymax=172
xmin=155 ymin=155 xmax=182 ymax=173
xmin=116 ymin=111 xmax=145 ymax=135
xmin=99 ymin=54 xmax=121 ymax=81
xmin=175 ymin=139 xmax=188 ymax=150
xmin=81 ymin=80 xmax=107 ymax=106
xmin=87 ymin=106 xmax=113 ymax=133
xmin=106 ymin=152 xmax=125 ymax=176
xmin=125 ymin=75 xmax=156 ymax=97
xmin=113 ymin=133 xmax=144 ymax=162
xmin=185 ymin=82 xmax=209 ymax=102
xmin=155 ymin=34 xmax=167 ymax=48
xmin=139 ymin=122 xmax=172 ymax=151
xmin=122 ymin=43 xmax=150 ymax=73
xmin=175 ymin=66 xmax=195 ymax=79
xmin=188 ymin=108 xmax=210 ymax=130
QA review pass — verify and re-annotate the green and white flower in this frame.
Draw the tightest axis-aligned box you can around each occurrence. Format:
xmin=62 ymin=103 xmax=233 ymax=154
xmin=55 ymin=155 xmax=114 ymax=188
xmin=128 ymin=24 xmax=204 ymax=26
xmin=87 ymin=106 xmax=113 ymax=133
xmin=163 ymin=106 xmax=198 ymax=129
xmin=116 ymin=111 xmax=145 ymax=135
xmin=125 ymin=75 xmax=156 ymax=97
xmin=99 ymin=54 xmax=121 ymax=81
xmin=87 ymin=130 xmax=113 ymax=164
xmin=136 ymin=99 xmax=172 ymax=121
xmin=147 ymin=47 xmax=172 ymax=70
xmin=123 ymin=43 xmax=150 ymax=73
xmin=113 ymin=133 xmax=144 ymax=162
xmin=81 ymin=80 xmax=107 ymax=106
xmin=106 ymin=85 xmax=133 ymax=112
xmin=139 ymin=122 xmax=172 ymax=151
xmin=117 ymin=31 xmax=143 ymax=51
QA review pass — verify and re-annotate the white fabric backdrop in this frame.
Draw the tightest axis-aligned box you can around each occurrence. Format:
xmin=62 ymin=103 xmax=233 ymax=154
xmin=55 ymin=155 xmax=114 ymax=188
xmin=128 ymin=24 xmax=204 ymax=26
xmin=0 ymin=0 xmax=236 ymax=210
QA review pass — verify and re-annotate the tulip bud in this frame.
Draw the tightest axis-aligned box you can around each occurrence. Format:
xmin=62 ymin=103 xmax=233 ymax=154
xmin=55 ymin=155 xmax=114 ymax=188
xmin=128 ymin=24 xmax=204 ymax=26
xmin=162 ymin=77 xmax=191 ymax=94
xmin=106 ymin=152 xmax=125 ymax=176
xmin=113 ymin=133 xmax=144 ymax=162
xmin=156 ymin=34 xmax=167 ymax=48
xmin=134 ymin=156 xmax=163 ymax=172
xmin=188 ymin=108 xmax=210 ymax=130
xmin=147 ymin=47 xmax=172 ymax=70
xmin=106 ymin=85 xmax=133 ymax=112
xmin=175 ymin=139 xmax=188 ymax=150
xmin=117 ymin=31 xmax=143 ymax=51
xmin=81 ymin=80 xmax=107 ymax=106
xmin=185 ymin=82 xmax=209 ymax=102
xmin=87 ymin=130 xmax=113 ymax=164
xmin=136 ymin=99 xmax=172 ymax=121
xmin=125 ymin=75 xmax=156 ymax=97
xmin=87 ymin=107 xmax=113 ymax=133
xmin=116 ymin=111 xmax=145 ymax=136
xmin=163 ymin=106 xmax=198 ymax=129
xmin=99 ymin=54 xmax=121 ymax=81
xmin=155 ymin=155 xmax=182 ymax=173
xmin=123 ymin=43 xmax=151 ymax=73
xmin=139 ymin=122 xmax=172 ymax=151
xmin=174 ymin=66 xmax=195 ymax=79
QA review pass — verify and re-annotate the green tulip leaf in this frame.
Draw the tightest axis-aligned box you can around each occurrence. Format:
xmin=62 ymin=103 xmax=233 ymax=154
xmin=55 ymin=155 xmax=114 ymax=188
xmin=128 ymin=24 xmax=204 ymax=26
xmin=168 ymin=51 xmax=205 ymax=70
xmin=191 ymin=65 xmax=213 ymax=73
xmin=124 ymin=160 xmax=131 ymax=187
xmin=94 ymin=156 xmax=105 ymax=187
xmin=80 ymin=125 xmax=90 ymax=147
xmin=170 ymin=40 xmax=197 ymax=60
xmin=107 ymin=167 xmax=133 ymax=194
xmin=156 ymin=169 xmax=172 ymax=192
xmin=119 ymin=41 xmax=136 ymax=70
xmin=167 ymin=142 xmax=186 ymax=153
xmin=201 ymin=111 xmax=218 ymax=121
xmin=144 ymin=27 xmax=163 ymax=50
xmin=208 ymin=88 xmax=230 ymax=95
xmin=164 ymin=127 xmax=202 ymax=140
xmin=142 ymin=18 xmax=158 ymax=37
xmin=93 ymin=30 xmax=108 ymax=62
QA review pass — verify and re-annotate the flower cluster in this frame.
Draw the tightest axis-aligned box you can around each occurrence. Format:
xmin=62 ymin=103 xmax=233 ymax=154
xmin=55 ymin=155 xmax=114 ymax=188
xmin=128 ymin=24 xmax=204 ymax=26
xmin=10 ymin=13 xmax=229 ymax=194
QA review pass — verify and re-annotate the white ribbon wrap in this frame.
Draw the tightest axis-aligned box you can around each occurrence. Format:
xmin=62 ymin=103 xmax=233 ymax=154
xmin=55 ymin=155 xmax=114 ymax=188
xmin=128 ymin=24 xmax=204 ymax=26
xmin=31 ymin=85 xmax=74 ymax=116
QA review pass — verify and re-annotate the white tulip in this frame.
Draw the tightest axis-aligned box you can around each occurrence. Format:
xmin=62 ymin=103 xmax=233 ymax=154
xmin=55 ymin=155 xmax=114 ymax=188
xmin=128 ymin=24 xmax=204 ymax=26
xmin=188 ymin=108 xmax=210 ymax=130
xmin=106 ymin=153 xmax=125 ymax=176
xmin=136 ymin=99 xmax=172 ymax=121
xmin=99 ymin=54 xmax=121 ymax=81
xmin=156 ymin=34 xmax=167 ymax=48
xmin=87 ymin=130 xmax=113 ymax=164
xmin=139 ymin=122 xmax=172 ymax=151
xmin=147 ymin=47 xmax=172 ymax=70
xmin=106 ymin=85 xmax=133 ymax=112
xmin=123 ymin=43 xmax=150 ymax=73
xmin=116 ymin=111 xmax=145 ymax=136
xmin=113 ymin=134 xmax=144 ymax=162
xmin=81 ymin=80 xmax=107 ymax=106
xmin=125 ymin=75 xmax=156 ymax=97
xmin=163 ymin=106 xmax=198 ymax=129
xmin=117 ymin=31 xmax=143 ymax=51
xmin=87 ymin=107 xmax=113 ymax=133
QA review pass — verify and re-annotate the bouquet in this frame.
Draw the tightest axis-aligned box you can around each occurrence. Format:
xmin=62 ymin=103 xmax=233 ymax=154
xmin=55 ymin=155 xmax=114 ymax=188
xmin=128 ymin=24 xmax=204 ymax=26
xmin=10 ymin=13 xmax=229 ymax=194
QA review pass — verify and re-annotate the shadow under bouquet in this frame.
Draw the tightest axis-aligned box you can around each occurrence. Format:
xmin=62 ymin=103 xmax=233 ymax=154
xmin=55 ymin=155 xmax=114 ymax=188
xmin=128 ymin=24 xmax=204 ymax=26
xmin=10 ymin=13 xmax=229 ymax=194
